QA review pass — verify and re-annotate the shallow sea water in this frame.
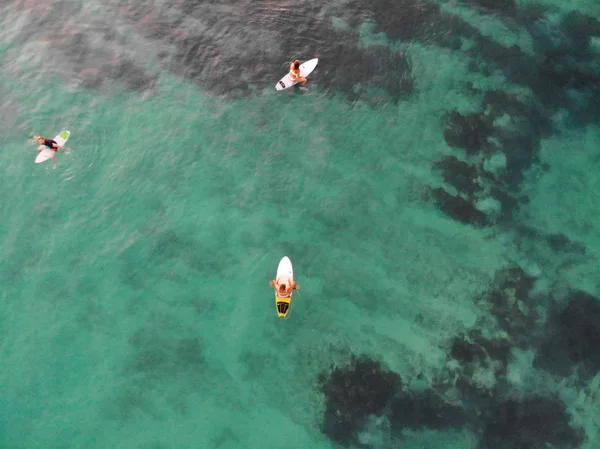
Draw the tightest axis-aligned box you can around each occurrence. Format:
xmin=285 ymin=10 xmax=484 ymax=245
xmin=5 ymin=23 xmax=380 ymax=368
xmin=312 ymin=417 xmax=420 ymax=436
xmin=1 ymin=0 xmax=599 ymax=448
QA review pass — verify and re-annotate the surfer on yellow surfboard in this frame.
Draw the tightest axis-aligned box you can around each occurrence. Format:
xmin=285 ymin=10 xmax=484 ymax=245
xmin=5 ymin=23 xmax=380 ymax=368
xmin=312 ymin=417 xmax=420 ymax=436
xmin=270 ymin=278 xmax=298 ymax=297
xmin=271 ymin=256 xmax=297 ymax=317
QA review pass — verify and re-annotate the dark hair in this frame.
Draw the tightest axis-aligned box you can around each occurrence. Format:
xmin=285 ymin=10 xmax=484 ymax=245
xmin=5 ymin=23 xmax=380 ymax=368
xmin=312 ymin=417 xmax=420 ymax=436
xmin=293 ymin=60 xmax=300 ymax=69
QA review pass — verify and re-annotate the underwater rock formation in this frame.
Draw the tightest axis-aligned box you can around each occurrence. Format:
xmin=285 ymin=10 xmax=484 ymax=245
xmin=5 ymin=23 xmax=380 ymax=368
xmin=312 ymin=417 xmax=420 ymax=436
xmin=450 ymin=330 xmax=512 ymax=376
xmin=433 ymin=90 xmax=541 ymax=225
xmin=320 ymin=356 xmax=401 ymax=446
xmin=465 ymin=0 xmax=518 ymax=18
xmin=480 ymin=395 xmax=585 ymax=449
xmin=430 ymin=187 xmax=490 ymax=227
xmin=545 ymin=233 xmax=587 ymax=255
xmin=320 ymin=356 xmax=469 ymax=445
xmin=17 ymin=0 xmax=596 ymax=111
xmin=351 ymin=0 xmax=475 ymax=50
xmin=101 ymin=0 xmax=416 ymax=101
xmin=320 ymin=347 xmax=585 ymax=449
xmin=534 ymin=291 xmax=600 ymax=381
xmin=431 ymin=328 xmax=514 ymax=418
xmin=443 ymin=111 xmax=495 ymax=154
xmin=388 ymin=388 xmax=467 ymax=433
xmin=434 ymin=156 xmax=481 ymax=198
xmin=427 ymin=0 xmax=600 ymax=224
xmin=483 ymin=266 xmax=541 ymax=348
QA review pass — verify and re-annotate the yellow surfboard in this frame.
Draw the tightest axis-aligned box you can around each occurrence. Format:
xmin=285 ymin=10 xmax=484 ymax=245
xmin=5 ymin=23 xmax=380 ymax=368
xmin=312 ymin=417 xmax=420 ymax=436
xmin=275 ymin=256 xmax=294 ymax=318
xmin=276 ymin=295 xmax=292 ymax=318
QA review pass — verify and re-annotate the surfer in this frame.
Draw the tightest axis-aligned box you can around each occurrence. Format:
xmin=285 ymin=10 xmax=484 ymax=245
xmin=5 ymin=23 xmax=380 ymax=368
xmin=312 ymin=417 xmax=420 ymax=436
xmin=35 ymin=135 xmax=63 ymax=168
xmin=270 ymin=279 xmax=298 ymax=297
xmin=289 ymin=60 xmax=307 ymax=89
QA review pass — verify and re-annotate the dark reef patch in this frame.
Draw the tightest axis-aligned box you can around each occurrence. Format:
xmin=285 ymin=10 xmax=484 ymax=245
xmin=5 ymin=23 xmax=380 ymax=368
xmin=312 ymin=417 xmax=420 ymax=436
xmin=546 ymin=233 xmax=587 ymax=255
xmin=318 ymin=355 xmax=471 ymax=446
xmin=17 ymin=0 xmax=598 ymax=113
xmin=434 ymin=156 xmax=481 ymax=197
xmin=25 ymin=0 xmax=597 ymax=115
xmin=534 ymin=291 xmax=600 ymax=380
xmin=388 ymin=389 xmax=467 ymax=433
xmin=432 ymin=328 xmax=514 ymax=416
xmin=495 ymin=133 xmax=540 ymax=188
xmin=450 ymin=330 xmax=512 ymax=375
xmin=464 ymin=0 xmax=518 ymax=18
xmin=443 ymin=111 xmax=495 ymax=154
xmin=450 ymin=335 xmax=485 ymax=365
xmin=481 ymin=90 xmax=551 ymax=135
xmin=489 ymin=186 xmax=520 ymax=224
xmin=430 ymin=187 xmax=489 ymax=227
xmin=355 ymin=0 xmax=444 ymax=41
xmin=421 ymin=1 xmax=599 ymax=224
xmin=472 ymin=11 xmax=600 ymax=121
xmin=483 ymin=266 xmax=541 ymax=348
xmin=319 ymin=356 xmax=401 ymax=446
xmin=480 ymin=396 xmax=584 ymax=449
xmin=319 ymin=351 xmax=585 ymax=448
xmin=105 ymin=0 xmax=415 ymax=102
xmin=432 ymin=91 xmax=545 ymax=225
xmin=432 ymin=89 xmax=547 ymax=225
xmin=348 ymin=46 xmax=415 ymax=104
xmin=350 ymin=0 xmax=478 ymax=51
xmin=560 ymin=11 xmax=600 ymax=53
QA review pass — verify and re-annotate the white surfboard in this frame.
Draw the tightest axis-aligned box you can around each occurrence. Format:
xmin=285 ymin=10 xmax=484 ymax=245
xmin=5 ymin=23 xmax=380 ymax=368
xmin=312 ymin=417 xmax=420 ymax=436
xmin=35 ymin=130 xmax=70 ymax=163
xmin=275 ymin=256 xmax=294 ymax=317
xmin=275 ymin=59 xmax=319 ymax=91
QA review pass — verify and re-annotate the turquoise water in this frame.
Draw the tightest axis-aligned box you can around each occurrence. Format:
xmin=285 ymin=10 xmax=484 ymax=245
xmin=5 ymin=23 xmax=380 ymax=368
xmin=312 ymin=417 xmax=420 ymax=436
xmin=1 ymin=1 xmax=600 ymax=448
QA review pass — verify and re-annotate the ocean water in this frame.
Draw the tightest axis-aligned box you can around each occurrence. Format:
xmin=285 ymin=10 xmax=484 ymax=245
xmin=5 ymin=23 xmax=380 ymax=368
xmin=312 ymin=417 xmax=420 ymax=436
xmin=1 ymin=0 xmax=599 ymax=448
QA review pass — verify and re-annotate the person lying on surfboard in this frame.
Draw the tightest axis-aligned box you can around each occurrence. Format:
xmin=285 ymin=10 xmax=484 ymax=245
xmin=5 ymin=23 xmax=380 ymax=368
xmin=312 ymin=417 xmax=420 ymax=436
xmin=289 ymin=60 xmax=307 ymax=89
xmin=270 ymin=279 xmax=298 ymax=297
xmin=34 ymin=135 xmax=68 ymax=168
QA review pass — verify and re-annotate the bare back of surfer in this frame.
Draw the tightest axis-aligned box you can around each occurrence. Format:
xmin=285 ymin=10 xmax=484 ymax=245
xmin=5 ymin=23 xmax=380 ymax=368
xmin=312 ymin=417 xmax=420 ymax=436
xmin=270 ymin=279 xmax=298 ymax=297
xmin=289 ymin=60 xmax=307 ymax=89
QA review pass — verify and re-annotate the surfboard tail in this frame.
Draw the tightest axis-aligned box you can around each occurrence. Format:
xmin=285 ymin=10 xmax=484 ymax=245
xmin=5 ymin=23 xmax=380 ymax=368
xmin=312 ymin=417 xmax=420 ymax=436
xmin=276 ymin=297 xmax=292 ymax=317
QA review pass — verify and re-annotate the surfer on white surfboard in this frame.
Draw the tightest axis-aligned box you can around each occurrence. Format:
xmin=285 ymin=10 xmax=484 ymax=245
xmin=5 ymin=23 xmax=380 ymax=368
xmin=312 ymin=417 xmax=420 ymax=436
xmin=34 ymin=135 xmax=65 ymax=168
xmin=289 ymin=60 xmax=308 ymax=89
xmin=270 ymin=278 xmax=298 ymax=297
